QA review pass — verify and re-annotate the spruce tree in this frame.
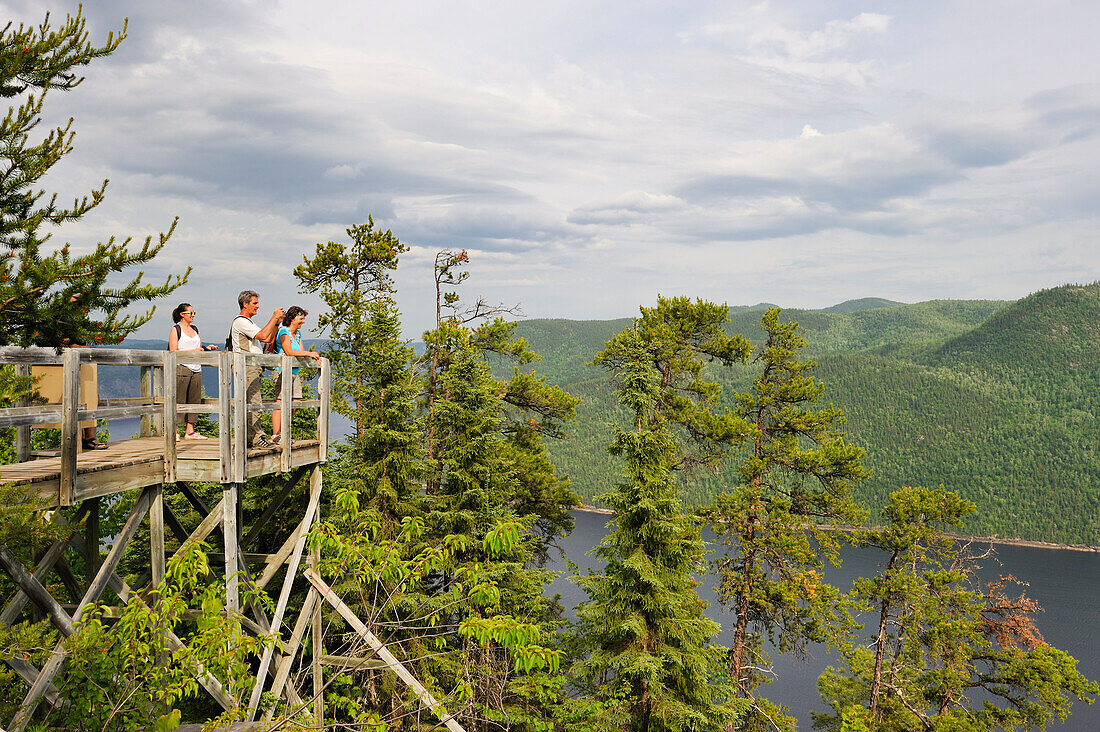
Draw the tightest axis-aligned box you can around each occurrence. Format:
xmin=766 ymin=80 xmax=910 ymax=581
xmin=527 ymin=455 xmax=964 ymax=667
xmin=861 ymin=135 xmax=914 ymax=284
xmin=294 ymin=217 xmax=407 ymax=442
xmin=575 ymin=297 xmax=751 ymax=732
xmin=0 ymin=10 xmax=185 ymax=348
xmin=816 ymin=486 xmax=1099 ymax=731
xmin=705 ymin=307 xmax=869 ymax=731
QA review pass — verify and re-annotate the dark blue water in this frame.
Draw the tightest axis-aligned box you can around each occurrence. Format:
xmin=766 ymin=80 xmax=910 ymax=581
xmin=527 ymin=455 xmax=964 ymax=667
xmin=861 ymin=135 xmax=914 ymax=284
xmin=548 ymin=510 xmax=1100 ymax=731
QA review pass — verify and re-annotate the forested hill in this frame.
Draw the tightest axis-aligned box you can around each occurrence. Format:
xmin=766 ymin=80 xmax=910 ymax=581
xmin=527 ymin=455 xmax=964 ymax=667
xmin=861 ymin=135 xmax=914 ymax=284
xmin=513 ymin=283 xmax=1100 ymax=546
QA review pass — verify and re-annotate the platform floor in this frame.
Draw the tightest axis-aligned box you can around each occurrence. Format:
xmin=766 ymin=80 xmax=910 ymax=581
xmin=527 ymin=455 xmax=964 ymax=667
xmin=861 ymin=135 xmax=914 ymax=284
xmin=1 ymin=436 xmax=322 ymax=506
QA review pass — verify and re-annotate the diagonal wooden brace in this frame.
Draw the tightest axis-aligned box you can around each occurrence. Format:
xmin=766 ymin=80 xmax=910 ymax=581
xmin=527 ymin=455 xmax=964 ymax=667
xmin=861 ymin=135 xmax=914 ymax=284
xmin=304 ymin=569 xmax=466 ymax=732
xmin=244 ymin=467 xmax=323 ymax=719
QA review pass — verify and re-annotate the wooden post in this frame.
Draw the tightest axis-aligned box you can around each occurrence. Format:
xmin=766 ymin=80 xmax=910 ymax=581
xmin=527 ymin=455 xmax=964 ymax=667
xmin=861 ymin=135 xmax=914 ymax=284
xmin=163 ymin=350 xmax=177 ymax=482
xmin=218 ymin=351 xmax=232 ymax=483
xmin=15 ymin=364 xmax=30 ymax=462
xmin=318 ymin=356 xmax=330 ymax=461
xmin=152 ymin=359 xmax=164 ymax=437
xmin=150 ymin=485 xmax=165 ymax=588
xmin=232 ymin=351 xmax=247 ymax=483
xmin=59 ymin=349 xmax=80 ymax=507
xmin=140 ymin=365 xmax=153 ymax=437
xmin=85 ymin=498 xmax=100 ymax=583
xmin=311 ymin=538 xmax=323 ymax=727
xmin=280 ymin=353 xmax=292 ymax=473
xmin=224 ymin=482 xmax=239 ymax=617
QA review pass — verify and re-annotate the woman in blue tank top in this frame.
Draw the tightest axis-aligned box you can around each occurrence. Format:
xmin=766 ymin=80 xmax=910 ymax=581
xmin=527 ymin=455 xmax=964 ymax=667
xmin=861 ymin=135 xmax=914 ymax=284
xmin=272 ymin=306 xmax=322 ymax=445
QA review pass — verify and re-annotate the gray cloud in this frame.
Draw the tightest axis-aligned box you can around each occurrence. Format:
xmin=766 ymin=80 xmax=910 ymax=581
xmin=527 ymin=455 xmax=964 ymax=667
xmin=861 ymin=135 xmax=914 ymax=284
xmin=3 ymin=0 xmax=1097 ymax=337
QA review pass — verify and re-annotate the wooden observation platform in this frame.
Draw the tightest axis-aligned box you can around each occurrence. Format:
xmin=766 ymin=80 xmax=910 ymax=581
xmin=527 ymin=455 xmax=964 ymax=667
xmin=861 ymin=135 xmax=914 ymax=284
xmin=0 ymin=347 xmax=464 ymax=732
xmin=0 ymin=347 xmax=338 ymax=728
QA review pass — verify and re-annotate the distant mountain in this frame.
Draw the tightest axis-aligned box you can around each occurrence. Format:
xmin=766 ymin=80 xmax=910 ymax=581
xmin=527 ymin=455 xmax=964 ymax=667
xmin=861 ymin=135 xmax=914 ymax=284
xmin=822 ymin=297 xmax=905 ymax=313
xmin=511 ymin=285 xmax=1100 ymax=545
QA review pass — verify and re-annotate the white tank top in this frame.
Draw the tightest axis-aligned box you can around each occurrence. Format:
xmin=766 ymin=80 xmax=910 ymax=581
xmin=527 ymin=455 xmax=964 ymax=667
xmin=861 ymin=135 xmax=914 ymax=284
xmin=176 ymin=327 xmax=203 ymax=372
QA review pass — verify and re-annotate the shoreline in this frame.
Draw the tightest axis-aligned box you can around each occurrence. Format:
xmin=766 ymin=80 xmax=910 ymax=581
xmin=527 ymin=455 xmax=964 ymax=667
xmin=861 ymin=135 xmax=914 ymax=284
xmin=573 ymin=505 xmax=1100 ymax=554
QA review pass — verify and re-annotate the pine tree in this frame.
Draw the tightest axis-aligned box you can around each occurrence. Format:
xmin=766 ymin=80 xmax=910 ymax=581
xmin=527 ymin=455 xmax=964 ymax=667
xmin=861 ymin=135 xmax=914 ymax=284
xmin=0 ymin=9 xmax=185 ymax=348
xmin=294 ymin=218 xmax=407 ymax=441
xmin=816 ymin=486 xmax=1099 ymax=731
xmin=705 ymin=307 xmax=869 ymax=731
xmin=575 ymin=297 xmax=751 ymax=732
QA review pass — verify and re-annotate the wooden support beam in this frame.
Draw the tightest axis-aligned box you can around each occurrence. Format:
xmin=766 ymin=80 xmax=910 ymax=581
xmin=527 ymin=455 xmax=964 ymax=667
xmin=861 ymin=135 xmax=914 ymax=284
xmin=241 ymin=467 xmax=306 ymax=549
xmin=256 ymin=532 xmax=307 ymax=591
xmin=318 ymin=357 xmax=330 ymax=461
xmin=52 ymin=557 xmax=82 ymax=604
xmin=163 ymin=350 xmax=177 ymax=482
xmin=5 ymin=657 xmax=60 ymax=705
xmin=161 ymin=501 xmax=191 ymax=544
xmin=59 ymin=349 xmax=79 ymax=507
xmin=224 ymin=483 xmax=240 ymax=616
xmin=84 ymin=498 xmax=100 ymax=581
xmin=177 ymin=481 xmax=212 ymax=516
xmin=0 ymin=545 xmax=77 ymax=637
xmin=150 ymin=485 xmax=165 ymax=587
xmin=304 ymin=568 xmax=466 ymax=732
xmin=311 ymin=539 xmax=323 ymax=728
xmin=0 ymin=505 xmax=92 ymax=629
xmin=15 ymin=364 xmax=30 ymax=463
xmin=245 ymin=466 xmax=323 ymax=719
xmin=316 ymin=655 xmax=388 ymax=670
xmin=262 ymin=588 xmax=317 ymax=721
xmin=11 ymin=486 xmax=154 ymax=730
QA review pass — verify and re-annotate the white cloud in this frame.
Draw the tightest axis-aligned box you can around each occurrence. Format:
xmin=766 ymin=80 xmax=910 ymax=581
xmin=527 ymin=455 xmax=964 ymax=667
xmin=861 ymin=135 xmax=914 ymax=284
xmin=2 ymin=0 xmax=1097 ymax=338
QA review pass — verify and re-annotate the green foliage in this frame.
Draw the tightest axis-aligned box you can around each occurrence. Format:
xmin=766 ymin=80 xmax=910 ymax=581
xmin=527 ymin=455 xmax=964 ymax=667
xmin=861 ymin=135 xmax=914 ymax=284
xmin=510 ymin=286 xmax=1100 ymax=545
xmin=704 ymin=308 xmax=869 ymax=730
xmin=294 ymin=217 xmax=408 ymax=438
xmin=816 ymin=486 xmax=1099 ymax=732
xmin=291 ymin=241 xmax=579 ymax=731
xmin=51 ymin=542 xmax=264 ymax=732
xmin=0 ymin=9 xmax=185 ymax=348
xmin=574 ymin=298 xmax=746 ymax=732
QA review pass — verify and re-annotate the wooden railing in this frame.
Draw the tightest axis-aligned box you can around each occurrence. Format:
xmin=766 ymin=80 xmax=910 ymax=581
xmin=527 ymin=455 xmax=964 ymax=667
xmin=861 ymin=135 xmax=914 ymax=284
xmin=0 ymin=347 xmax=330 ymax=501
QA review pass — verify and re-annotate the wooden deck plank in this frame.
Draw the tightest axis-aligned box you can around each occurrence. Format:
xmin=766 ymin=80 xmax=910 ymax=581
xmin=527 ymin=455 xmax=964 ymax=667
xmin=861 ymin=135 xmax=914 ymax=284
xmin=0 ymin=438 xmax=323 ymax=507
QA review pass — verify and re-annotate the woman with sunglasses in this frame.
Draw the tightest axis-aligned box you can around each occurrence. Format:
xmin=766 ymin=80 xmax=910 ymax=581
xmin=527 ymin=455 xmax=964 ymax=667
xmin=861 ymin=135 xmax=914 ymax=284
xmin=271 ymin=305 xmax=322 ymax=445
xmin=169 ymin=303 xmax=218 ymax=439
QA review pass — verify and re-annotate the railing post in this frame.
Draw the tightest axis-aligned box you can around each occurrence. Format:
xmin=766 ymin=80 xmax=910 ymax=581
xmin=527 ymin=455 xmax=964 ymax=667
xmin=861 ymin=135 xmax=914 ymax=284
xmin=318 ymin=356 xmax=330 ymax=462
xmin=232 ymin=351 xmax=247 ymax=483
xmin=59 ymin=349 xmax=80 ymax=506
xmin=163 ymin=351 xmax=177 ymax=482
xmin=15 ymin=364 xmax=30 ymax=462
xmin=280 ymin=353 xmax=292 ymax=473
xmin=140 ymin=365 xmax=153 ymax=437
xmin=152 ymin=361 xmax=164 ymax=436
xmin=218 ymin=351 xmax=232 ymax=483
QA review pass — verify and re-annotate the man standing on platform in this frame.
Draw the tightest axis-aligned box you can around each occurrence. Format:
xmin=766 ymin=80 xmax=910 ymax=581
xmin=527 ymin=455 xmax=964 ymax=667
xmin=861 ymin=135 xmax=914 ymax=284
xmin=230 ymin=290 xmax=284 ymax=448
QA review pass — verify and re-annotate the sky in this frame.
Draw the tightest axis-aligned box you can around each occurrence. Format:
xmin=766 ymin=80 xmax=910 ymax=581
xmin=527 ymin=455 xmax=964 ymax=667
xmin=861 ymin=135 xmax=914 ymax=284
xmin=6 ymin=0 xmax=1100 ymax=339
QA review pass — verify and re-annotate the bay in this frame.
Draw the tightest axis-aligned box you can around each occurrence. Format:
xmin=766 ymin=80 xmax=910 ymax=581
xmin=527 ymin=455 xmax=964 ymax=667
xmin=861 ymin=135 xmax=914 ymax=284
xmin=548 ymin=509 xmax=1100 ymax=731
xmin=99 ymin=412 xmax=1099 ymax=728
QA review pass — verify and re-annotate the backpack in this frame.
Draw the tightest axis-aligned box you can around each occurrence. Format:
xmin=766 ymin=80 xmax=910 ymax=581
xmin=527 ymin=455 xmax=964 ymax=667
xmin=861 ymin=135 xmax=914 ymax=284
xmin=226 ymin=316 xmax=274 ymax=352
xmin=167 ymin=323 xmax=199 ymax=350
xmin=225 ymin=316 xmax=247 ymax=352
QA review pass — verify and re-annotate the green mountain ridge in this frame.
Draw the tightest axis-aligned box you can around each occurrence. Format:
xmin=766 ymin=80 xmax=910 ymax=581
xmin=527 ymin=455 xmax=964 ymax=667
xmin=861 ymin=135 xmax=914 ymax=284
xmin=512 ymin=284 xmax=1100 ymax=545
